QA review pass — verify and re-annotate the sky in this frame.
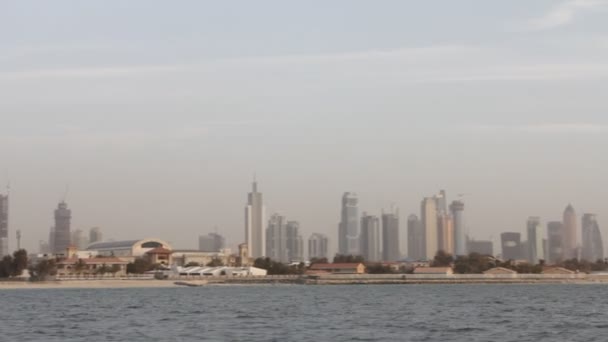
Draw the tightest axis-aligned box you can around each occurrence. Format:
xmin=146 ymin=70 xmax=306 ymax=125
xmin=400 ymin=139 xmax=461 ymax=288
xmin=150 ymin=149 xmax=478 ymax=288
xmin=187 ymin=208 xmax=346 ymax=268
xmin=1 ymin=0 xmax=608 ymax=256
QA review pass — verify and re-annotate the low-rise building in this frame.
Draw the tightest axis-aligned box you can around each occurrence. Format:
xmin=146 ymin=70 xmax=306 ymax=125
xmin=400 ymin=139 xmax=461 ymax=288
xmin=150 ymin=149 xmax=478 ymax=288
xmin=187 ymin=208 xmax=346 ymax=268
xmin=413 ymin=267 xmax=454 ymax=275
xmin=56 ymin=257 xmax=129 ymax=277
xmin=308 ymin=263 xmax=366 ymax=274
xmin=483 ymin=267 xmax=517 ymax=275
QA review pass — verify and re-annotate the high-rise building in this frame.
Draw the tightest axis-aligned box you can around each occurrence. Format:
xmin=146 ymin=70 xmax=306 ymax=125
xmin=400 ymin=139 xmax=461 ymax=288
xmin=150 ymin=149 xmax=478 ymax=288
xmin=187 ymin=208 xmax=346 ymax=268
xmin=500 ymin=232 xmax=523 ymax=260
xmin=547 ymin=221 xmax=564 ymax=264
xmin=286 ymin=221 xmax=303 ymax=262
xmin=382 ymin=210 xmax=400 ymax=261
xmin=48 ymin=226 xmax=55 ymax=253
xmin=53 ymin=201 xmax=72 ymax=254
xmin=0 ymin=193 xmax=8 ymax=257
xmin=245 ymin=180 xmax=265 ymax=258
xmin=407 ymin=214 xmax=425 ymax=260
xmin=527 ymin=217 xmax=546 ymax=264
xmin=266 ymin=213 xmax=288 ymax=263
xmin=199 ymin=232 xmax=225 ymax=252
xmin=450 ymin=200 xmax=466 ymax=256
xmin=581 ymin=214 xmax=603 ymax=262
xmin=436 ymin=190 xmax=448 ymax=214
xmin=308 ymin=233 xmax=329 ymax=260
xmin=39 ymin=240 xmax=51 ymax=254
xmin=338 ymin=192 xmax=360 ymax=256
xmin=89 ymin=227 xmax=103 ymax=245
xmin=71 ymin=229 xmax=88 ymax=250
xmin=562 ymin=204 xmax=578 ymax=260
xmin=467 ymin=238 xmax=493 ymax=256
xmin=437 ymin=213 xmax=454 ymax=255
xmin=360 ymin=213 xmax=381 ymax=262
xmin=421 ymin=197 xmax=438 ymax=260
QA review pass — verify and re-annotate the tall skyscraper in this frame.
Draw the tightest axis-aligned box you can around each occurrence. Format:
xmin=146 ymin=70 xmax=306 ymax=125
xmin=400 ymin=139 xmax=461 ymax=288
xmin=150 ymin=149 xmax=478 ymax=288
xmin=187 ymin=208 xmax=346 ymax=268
xmin=0 ymin=193 xmax=8 ymax=257
xmin=467 ymin=238 xmax=493 ymax=256
xmin=338 ymin=192 xmax=360 ymax=256
xmin=266 ymin=213 xmax=288 ymax=262
xmin=421 ymin=197 xmax=438 ymax=260
xmin=89 ymin=227 xmax=102 ymax=245
xmin=308 ymin=233 xmax=329 ymax=260
xmin=48 ymin=226 xmax=55 ymax=253
xmin=450 ymin=200 xmax=466 ymax=256
xmin=71 ymin=229 xmax=88 ymax=250
xmin=53 ymin=201 xmax=72 ymax=254
xmin=199 ymin=232 xmax=226 ymax=252
xmin=581 ymin=214 xmax=603 ymax=262
xmin=436 ymin=190 xmax=448 ymax=214
xmin=437 ymin=213 xmax=454 ymax=255
xmin=407 ymin=214 xmax=425 ymax=260
xmin=500 ymin=232 xmax=523 ymax=260
xmin=527 ymin=217 xmax=546 ymax=264
xmin=360 ymin=213 xmax=381 ymax=262
xmin=382 ymin=209 xmax=400 ymax=261
xmin=562 ymin=204 xmax=578 ymax=260
xmin=547 ymin=221 xmax=564 ymax=264
xmin=286 ymin=221 xmax=303 ymax=262
xmin=245 ymin=180 xmax=265 ymax=258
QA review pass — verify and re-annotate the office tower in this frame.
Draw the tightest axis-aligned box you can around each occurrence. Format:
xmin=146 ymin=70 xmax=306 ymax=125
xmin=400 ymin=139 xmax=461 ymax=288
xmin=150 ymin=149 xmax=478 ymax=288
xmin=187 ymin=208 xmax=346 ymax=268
xmin=49 ymin=227 xmax=55 ymax=253
xmin=435 ymin=190 xmax=448 ymax=214
xmin=199 ymin=232 xmax=226 ymax=252
xmin=450 ymin=200 xmax=466 ymax=256
xmin=338 ymin=192 xmax=360 ymax=255
xmin=437 ymin=213 xmax=454 ymax=255
xmin=527 ymin=217 xmax=546 ymax=264
xmin=382 ymin=210 xmax=400 ymax=261
xmin=286 ymin=221 xmax=303 ymax=262
xmin=500 ymin=232 xmax=522 ymax=260
xmin=562 ymin=204 xmax=578 ymax=260
xmin=71 ymin=229 xmax=88 ymax=250
xmin=0 ymin=193 xmax=8 ymax=257
xmin=407 ymin=215 xmax=425 ymax=260
xmin=308 ymin=233 xmax=329 ymax=259
xmin=547 ymin=221 xmax=564 ymax=263
xmin=266 ymin=214 xmax=288 ymax=263
xmin=467 ymin=238 xmax=493 ymax=256
xmin=360 ymin=213 xmax=381 ymax=262
xmin=89 ymin=227 xmax=103 ymax=244
xmin=581 ymin=214 xmax=603 ymax=262
xmin=421 ymin=197 xmax=438 ymax=260
xmin=53 ymin=201 xmax=72 ymax=254
xmin=39 ymin=240 xmax=51 ymax=254
xmin=245 ymin=180 xmax=265 ymax=258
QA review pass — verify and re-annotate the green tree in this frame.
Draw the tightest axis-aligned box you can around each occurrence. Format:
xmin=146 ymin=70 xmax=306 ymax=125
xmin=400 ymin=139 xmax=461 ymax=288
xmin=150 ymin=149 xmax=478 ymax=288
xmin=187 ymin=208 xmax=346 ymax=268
xmin=206 ymin=258 xmax=224 ymax=267
xmin=74 ymin=259 xmax=87 ymax=277
xmin=309 ymin=257 xmax=328 ymax=265
xmin=11 ymin=249 xmax=28 ymax=277
xmin=28 ymin=259 xmax=57 ymax=281
xmin=110 ymin=264 xmax=122 ymax=277
xmin=0 ymin=255 xmax=13 ymax=278
xmin=333 ymin=254 xmax=365 ymax=263
xmin=96 ymin=264 xmax=110 ymax=276
xmin=432 ymin=250 xmax=453 ymax=267
xmin=366 ymin=263 xmax=395 ymax=274
xmin=184 ymin=262 xmax=200 ymax=267
xmin=126 ymin=258 xmax=153 ymax=274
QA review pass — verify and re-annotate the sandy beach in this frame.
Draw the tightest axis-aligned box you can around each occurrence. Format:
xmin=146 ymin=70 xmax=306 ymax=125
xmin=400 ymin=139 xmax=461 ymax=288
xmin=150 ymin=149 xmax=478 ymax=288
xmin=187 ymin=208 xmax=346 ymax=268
xmin=0 ymin=279 xmax=180 ymax=289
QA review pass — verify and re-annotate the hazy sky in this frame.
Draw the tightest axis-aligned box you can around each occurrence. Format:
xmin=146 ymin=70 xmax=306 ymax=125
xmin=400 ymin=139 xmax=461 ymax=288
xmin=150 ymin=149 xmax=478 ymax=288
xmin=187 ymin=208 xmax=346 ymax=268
xmin=2 ymin=0 xmax=608 ymax=256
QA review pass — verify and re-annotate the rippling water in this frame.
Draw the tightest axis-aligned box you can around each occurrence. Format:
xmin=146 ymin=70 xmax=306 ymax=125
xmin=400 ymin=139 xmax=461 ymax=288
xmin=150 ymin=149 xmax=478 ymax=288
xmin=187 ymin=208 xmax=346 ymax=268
xmin=1 ymin=284 xmax=608 ymax=341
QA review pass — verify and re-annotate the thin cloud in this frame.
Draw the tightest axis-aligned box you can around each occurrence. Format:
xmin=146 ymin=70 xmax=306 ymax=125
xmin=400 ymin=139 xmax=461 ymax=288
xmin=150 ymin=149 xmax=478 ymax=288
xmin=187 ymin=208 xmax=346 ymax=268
xmin=526 ymin=0 xmax=608 ymax=31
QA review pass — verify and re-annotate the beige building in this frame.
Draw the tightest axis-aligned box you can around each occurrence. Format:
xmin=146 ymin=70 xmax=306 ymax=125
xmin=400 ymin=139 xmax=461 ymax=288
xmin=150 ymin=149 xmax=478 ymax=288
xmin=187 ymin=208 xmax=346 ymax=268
xmin=414 ymin=267 xmax=454 ymax=275
xmin=309 ymin=263 xmax=366 ymax=274
xmin=483 ymin=267 xmax=517 ymax=275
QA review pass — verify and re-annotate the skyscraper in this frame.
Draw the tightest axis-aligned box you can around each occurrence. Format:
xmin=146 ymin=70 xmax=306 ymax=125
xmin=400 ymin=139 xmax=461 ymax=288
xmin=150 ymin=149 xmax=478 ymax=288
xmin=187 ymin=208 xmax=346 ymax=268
xmin=421 ymin=197 xmax=438 ymax=260
xmin=467 ymin=238 xmax=493 ymax=256
xmin=338 ymin=192 xmax=360 ymax=256
xmin=500 ymin=232 xmax=523 ymax=260
xmin=286 ymin=221 xmax=303 ymax=262
xmin=527 ymin=217 xmax=546 ymax=264
xmin=199 ymin=232 xmax=226 ymax=252
xmin=547 ymin=221 xmax=564 ymax=264
xmin=53 ymin=201 xmax=72 ymax=254
xmin=562 ymin=204 xmax=578 ymax=260
xmin=407 ymin=214 xmax=425 ymax=260
xmin=581 ymin=214 xmax=603 ymax=262
xmin=450 ymin=200 xmax=466 ymax=256
xmin=437 ymin=213 xmax=454 ymax=255
xmin=360 ymin=213 xmax=381 ymax=262
xmin=71 ymin=229 xmax=88 ymax=250
xmin=308 ymin=233 xmax=329 ymax=260
xmin=382 ymin=210 xmax=400 ymax=261
xmin=266 ymin=213 xmax=288 ymax=262
xmin=89 ymin=227 xmax=102 ymax=245
xmin=245 ymin=180 xmax=265 ymax=258
xmin=0 ymin=193 xmax=8 ymax=257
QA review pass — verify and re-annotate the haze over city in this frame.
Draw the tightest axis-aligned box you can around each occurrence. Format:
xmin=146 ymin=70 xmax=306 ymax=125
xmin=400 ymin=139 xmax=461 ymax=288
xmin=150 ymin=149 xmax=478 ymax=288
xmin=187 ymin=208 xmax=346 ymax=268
xmin=1 ymin=1 xmax=607 ymax=255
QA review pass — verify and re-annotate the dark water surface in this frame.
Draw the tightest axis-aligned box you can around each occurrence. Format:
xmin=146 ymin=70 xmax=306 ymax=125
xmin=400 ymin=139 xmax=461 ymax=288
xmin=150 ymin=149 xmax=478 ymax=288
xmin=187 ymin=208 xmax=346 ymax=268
xmin=1 ymin=284 xmax=608 ymax=341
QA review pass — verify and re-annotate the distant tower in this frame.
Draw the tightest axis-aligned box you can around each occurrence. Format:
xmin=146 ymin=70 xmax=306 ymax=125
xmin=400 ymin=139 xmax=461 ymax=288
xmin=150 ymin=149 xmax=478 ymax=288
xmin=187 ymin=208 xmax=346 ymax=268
xmin=382 ymin=209 xmax=400 ymax=261
xmin=285 ymin=221 xmax=303 ymax=262
xmin=265 ymin=213 xmax=287 ymax=262
xmin=89 ymin=227 xmax=103 ymax=244
xmin=308 ymin=233 xmax=329 ymax=259
xmin=360 ymin=213 xmax=381 ymax=262
xmin=245 ymin=179 xmax=265 ymax=258
xmin=526 ymin=217 xmax=545 ymax=264
xmin=450 ymin=200 xmax=466 ymax=256
xmin=421 ymin=197 xmax=438 ymax=260
xmin=437 ymin=213 xmax=454 ymax=255
xmin=562 ymin=204 xmax=578 ymax=259
xmin=71 ymin=229 xmax=88 ymax=250
xmin=547 ymin=221 xmax=564 ymax=264
xmin=199 ymin=232 xmax=226 ymax=252
xmin=16 ymin=230 xmax=21 ymax=250
xmin=407 ymin=214 xmax=425 ymax=260
xmin=338 ymin=192 xmax=360 ymax=256
xmin=500 ymin=232 xmax=523 ymax=260
xmin=581 ymin=214 xmax=603 ymax=262
xmin=53 ymin=201 xmax=72 ymax=254
xmin=0 ymin=191 xmax=8 ymax=257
